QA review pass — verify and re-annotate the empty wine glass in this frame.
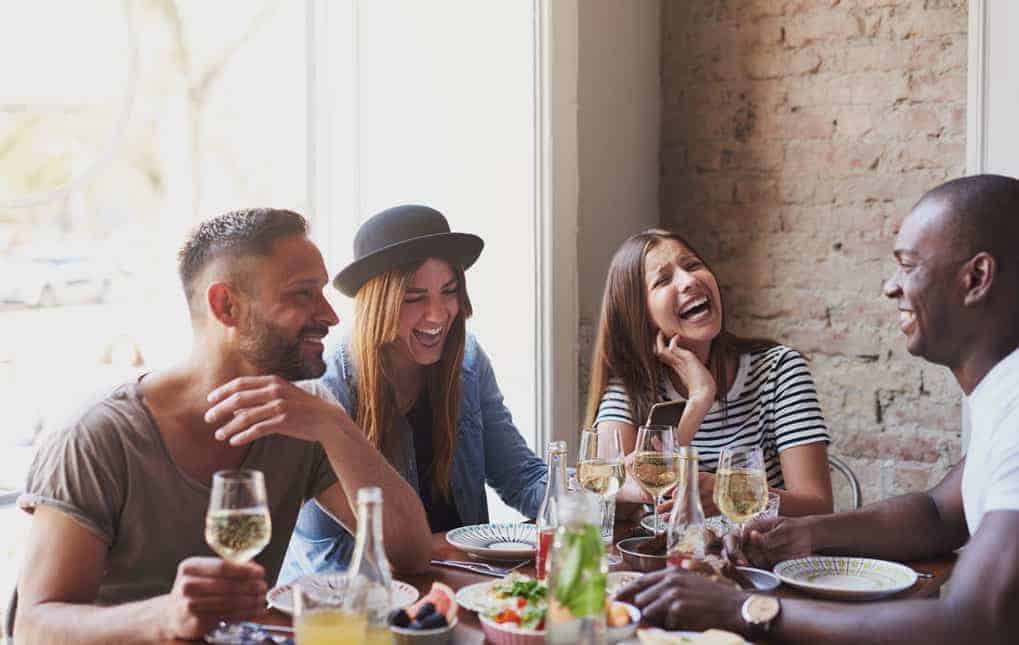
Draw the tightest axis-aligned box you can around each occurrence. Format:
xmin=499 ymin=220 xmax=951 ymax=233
xmin=205 ymin=469 xmax=271 ymax=563
xmin=630 ymin=425 xmax=680 ymax=534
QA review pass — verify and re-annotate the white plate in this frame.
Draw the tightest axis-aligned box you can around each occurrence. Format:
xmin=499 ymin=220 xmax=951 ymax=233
xmin=773 ymin=556 xmax=918 ymax=601
xmin=607 ymin=570 xmax=644 ymax=596
xmin=637 ymin=627 xmax=748 ymax=644
xmin=641 ymin=514 xmax=730 ymax=536
xmin=455 ymin=580 xmax=496 ymax=613
xmin=266 ymin=573 xmax=419 ymax=614
xmin=446 ymin=523 xmax=537 ymax=561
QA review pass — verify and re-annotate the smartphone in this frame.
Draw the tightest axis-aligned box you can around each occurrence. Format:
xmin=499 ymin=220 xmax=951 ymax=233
xmin=647 ymin=399 xmax=686 ymax=427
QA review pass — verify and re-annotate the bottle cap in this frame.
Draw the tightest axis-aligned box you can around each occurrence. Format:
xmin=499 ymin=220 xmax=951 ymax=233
xmin=547 ymin=440 xmax=567 ymax=456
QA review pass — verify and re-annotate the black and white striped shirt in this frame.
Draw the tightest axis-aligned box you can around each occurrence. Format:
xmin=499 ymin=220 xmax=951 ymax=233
xmin=595 ymin=345 xmax=830 ymax=489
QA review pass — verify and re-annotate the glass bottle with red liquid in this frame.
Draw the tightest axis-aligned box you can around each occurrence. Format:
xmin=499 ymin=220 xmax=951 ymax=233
xmin=535 ymin=440 xmax=568 ymax=580
xmin=666 ymin=446 xmax=707 ymax=567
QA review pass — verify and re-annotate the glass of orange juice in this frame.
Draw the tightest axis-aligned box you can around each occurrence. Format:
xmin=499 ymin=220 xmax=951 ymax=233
xmin=293 ymin=581 xmax=366 ymax=645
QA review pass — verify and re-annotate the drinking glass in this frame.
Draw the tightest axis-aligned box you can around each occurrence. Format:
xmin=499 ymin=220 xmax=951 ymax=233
xmin=577 ymin=425 xmax=625 ymax=563
xmin=205 ymin=469 xmax=271 ymax=563
xmin=630 ymin=425 xmax=680 ymax=534
xmin=293 ymin=581 xmax=366 ymax=645
xmin=713 ymin=446 xmax=768 ymax=545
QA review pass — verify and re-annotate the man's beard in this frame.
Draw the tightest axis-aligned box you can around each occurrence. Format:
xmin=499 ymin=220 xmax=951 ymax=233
xmin=239 ymin=310 xmax=327 ymax=381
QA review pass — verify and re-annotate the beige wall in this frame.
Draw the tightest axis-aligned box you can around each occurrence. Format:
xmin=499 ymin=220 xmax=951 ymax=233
xmin=576 ymin=0 xmax=661 ymax=419
xmin=660 ymin=1 xmax=968 ymax=503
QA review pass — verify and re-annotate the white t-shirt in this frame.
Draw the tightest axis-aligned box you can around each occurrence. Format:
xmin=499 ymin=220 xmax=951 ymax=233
xmin=961 ymin=347 xmax=1019 ymax=535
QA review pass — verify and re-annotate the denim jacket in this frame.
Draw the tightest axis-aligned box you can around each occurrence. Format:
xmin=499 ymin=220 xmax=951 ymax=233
xmin=278 ymin=333 xmax=547 ymax=583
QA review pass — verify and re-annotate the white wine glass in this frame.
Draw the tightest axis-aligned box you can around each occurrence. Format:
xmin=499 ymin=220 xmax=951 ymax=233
xmin=577 ymin=425 xmax=625 ymax=563
xmin=205 ymin=469 xmax=272 ymax=563
xmin=630 ymin=425 xmax=680 ymax=534
xmin=713 ymin=446 xmax=768 ymax=547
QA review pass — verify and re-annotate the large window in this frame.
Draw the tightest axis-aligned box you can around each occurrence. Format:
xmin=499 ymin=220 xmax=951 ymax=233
xmin=1 ymin=0 xmax=543 ymax=607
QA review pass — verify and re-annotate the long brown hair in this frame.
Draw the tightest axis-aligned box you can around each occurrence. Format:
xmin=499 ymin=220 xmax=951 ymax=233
xmin=352 ymin=260 xmax=473 ymax=500
xmin=584 ymin=229 xmax=776 ymax=428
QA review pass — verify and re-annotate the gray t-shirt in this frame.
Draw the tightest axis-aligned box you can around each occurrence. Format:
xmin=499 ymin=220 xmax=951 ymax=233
xmin=17 ymin=379 xmax=338 ymax=605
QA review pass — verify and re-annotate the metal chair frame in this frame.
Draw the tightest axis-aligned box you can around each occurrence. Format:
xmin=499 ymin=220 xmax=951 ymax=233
xmin=828 ymin=454 xmax=862 ymax=510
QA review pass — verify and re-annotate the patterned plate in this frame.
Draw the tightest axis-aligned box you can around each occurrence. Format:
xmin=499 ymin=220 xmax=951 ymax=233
xmin=773 ymin=556 xmax=918 ymax=601
xmin=445 ymin=523 xmax=537 ymax=561
xmin=267 ymin=573 xmax=419 ymax=614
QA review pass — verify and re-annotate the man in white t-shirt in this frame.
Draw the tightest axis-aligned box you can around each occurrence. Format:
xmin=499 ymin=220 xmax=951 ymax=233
xmin=618 ymin=174 xmax=1019 ymax=644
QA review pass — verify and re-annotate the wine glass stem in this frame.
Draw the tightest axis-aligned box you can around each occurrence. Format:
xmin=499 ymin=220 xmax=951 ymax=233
xmin=654 ymin=495 xmax=663 ymax=533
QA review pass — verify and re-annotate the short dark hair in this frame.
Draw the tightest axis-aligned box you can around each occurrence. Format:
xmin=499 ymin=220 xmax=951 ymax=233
xmin=178 ymin=208 xmax=308 ymax=313
xmin=920 ymin=174 xmax=1019 ymax=274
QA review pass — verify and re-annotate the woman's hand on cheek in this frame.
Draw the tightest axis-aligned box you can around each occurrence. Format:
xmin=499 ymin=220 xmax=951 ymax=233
xmin=654 ymin=331 xmax=717 ymax=403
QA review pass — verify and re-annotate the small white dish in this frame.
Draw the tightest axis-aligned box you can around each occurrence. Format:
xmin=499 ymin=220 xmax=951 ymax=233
xmin=445 ymin=523 xmax=537 ymax=561
xmin=606 ymin=570 xmax=644 ymax=597
xmin=773 ymin=556 xmax=918 ymax=601
xmin=267 ymin=574 xmax=419 ymax=614
xmin=454 ymin=580 xmax=495 ymax=613
xmin=735 ymin=566 xmax=780 ymax=591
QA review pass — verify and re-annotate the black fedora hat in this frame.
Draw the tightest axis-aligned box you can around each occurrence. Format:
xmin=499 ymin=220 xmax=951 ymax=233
xmin=333 ymin=204 xmax=484 ymax=297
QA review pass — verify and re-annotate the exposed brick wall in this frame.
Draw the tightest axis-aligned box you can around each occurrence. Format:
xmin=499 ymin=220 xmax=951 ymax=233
xmin=660 ymin=0 xmax=968 ymax=504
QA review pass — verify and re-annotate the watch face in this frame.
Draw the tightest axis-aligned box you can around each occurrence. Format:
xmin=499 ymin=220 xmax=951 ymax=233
xmin=746 ymin=595 xmax=780 ymax=623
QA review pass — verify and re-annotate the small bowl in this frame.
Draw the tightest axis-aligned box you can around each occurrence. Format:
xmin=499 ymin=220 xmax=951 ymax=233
xmin=616 ymin=536 xmax=668 ymax=572
xmin=606 ymin=602 xmax=641 ymax=643
xmin=478 ymin=614 xmax=544 ymax=645
xmin=390 ymin=617 xmax=457 ymax=645
xmin=736 ymin=566 xmax=781 ymax=591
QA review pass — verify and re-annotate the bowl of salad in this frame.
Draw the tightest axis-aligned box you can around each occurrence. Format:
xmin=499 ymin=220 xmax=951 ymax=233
xmin=475 ymin=575 xmax=638 ymax=645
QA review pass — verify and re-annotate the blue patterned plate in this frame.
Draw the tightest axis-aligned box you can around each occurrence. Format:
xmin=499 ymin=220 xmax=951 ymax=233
xmin=773 ymin=556 xmax=917 ymax=600
xmin=445 ymin=523 xmax=537 ymax=561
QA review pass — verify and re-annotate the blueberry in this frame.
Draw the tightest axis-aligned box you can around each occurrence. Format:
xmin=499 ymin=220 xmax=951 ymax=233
xmin=419 ymin=613 xmax=448 ymax=629
xmin=408 ymin=620 xmax=425 ymax=630
xmin=389 ymin=608 xmax=411 ymax=628
xmin=416 ymin=602 xmax=436 ymax=619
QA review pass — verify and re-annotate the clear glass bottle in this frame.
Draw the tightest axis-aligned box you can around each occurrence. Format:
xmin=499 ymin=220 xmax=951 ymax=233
xmin=347 ymin=487 xmax=393 ymax=645
xmin=545 ymin=491 xmax=607 ymax=645
xmin=536 ymin=440 xmax=568 ymax=580
xmin=666 ymin=446 xmax=707 ymax=566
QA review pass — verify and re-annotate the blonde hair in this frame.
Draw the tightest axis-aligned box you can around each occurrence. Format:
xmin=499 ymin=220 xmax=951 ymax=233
xmin=352 ymin=261 xmax=472 ymax=499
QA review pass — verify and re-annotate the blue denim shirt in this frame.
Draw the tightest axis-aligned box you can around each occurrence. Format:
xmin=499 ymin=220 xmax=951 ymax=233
xmin=278 ymin=333 xmax=547 ymax=583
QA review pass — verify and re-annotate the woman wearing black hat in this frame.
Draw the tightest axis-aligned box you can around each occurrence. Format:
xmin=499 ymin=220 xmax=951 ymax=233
xmin=279 ymin=205 xmax=547 ymax=579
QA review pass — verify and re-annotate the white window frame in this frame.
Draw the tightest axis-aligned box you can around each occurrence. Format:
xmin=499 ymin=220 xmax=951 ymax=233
xmin=305 ymin=0 xmax=581 ymax=458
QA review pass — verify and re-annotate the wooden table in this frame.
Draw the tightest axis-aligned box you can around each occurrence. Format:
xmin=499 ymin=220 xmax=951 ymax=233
xmin=176 ymin=526 xmax=956 ymax=644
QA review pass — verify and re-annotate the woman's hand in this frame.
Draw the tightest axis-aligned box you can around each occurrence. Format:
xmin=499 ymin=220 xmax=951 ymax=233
xmin=655 ymin=472 xmax=719 ymax=517
xmin=655 ymin=331 xmax=716 ymax=403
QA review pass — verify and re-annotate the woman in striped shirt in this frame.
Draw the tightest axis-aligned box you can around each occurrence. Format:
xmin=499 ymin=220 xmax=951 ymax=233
xmin=588 ymin=229 xmax=833 ymax=517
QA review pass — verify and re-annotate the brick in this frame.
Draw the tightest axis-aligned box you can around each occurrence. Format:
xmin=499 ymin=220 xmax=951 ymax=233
xmin=785 ymin=10 xmax=865 ymax=48
xmin=657 ymin=0 xmax=967 ymax=500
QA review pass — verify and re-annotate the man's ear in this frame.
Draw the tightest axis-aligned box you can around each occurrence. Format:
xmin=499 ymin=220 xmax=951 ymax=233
xmin=207 ymin=282 xmax=243 ymax=327
xmin=962 ymin=252 xmax=996 ymax=307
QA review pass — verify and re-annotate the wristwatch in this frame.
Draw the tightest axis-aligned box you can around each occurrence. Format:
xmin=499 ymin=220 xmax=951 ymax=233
xmin=741 ymin=594 xmax=781 ymax=639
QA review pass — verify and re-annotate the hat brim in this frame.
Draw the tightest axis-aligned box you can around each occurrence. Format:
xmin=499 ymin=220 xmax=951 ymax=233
xmin=333 ymin=232 xmax=484 ymax=297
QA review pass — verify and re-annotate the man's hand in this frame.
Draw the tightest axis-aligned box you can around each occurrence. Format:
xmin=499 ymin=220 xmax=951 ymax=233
xmin=161 ymin=557 xmax=267 ymax=641
xmin=205 ymin=375 xmax=348 ymax=446
xmin=615 ymin=568 xmax=748 ymax=634
xmin=738 ymin=516 xmax=817 ymax=569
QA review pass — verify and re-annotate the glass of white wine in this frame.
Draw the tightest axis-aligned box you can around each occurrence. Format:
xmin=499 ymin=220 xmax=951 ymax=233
xmin=205 ymin=469 xmax=272 ymax=563
xmin=577 ymin=425 xmax=625 ymax=563
xmin=294 ymin=582 xmax=367 ymax=645
xmin=631 ymin=424 xmax=680 ymax=534
xmin=713 ymin=446 xmax=768 ymax=546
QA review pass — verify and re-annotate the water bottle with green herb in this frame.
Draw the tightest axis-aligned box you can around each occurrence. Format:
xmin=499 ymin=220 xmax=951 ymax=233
xmin=545 ymin=490 xmax=607 ymax=645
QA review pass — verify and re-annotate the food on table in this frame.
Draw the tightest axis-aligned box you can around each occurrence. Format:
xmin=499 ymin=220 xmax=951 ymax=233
xmin=472 ymin=574 xmax=632 ymax=633
xmin=390 ymin=582 xmax=458 ymax=630
xmin=638 ymin=628 xmax=745 ymax=644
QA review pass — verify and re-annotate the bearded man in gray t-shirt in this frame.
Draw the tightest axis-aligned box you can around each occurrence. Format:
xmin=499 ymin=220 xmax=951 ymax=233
xmin=12 ymin=209 xmax=432 ymax=644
